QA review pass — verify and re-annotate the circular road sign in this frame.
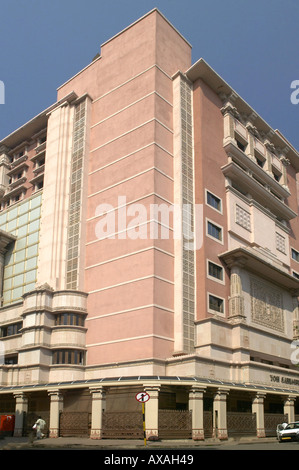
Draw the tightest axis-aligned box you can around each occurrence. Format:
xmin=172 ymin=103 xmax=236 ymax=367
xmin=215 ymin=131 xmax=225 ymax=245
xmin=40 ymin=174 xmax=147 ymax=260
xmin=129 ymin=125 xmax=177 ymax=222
xmin=135 ymin=392 xmax=150 ymax=403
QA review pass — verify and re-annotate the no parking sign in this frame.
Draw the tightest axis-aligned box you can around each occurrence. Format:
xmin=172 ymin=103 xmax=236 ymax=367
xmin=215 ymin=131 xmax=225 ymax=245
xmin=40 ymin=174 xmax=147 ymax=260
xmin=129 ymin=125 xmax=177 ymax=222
xmin=135 ymin=392 xmax=150 ymax=403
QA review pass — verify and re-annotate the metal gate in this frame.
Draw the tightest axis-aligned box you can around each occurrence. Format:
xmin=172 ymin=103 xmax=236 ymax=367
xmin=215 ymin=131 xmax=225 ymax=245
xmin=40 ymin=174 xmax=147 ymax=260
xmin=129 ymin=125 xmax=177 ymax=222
xmin=158 ymin=410 xmax=192 ymax=439
xmin=59 ymin=412 xmax=91 ymax=437
xmin=203 ymin=411 xmax=213 ymax=438
xmin=227 ymin=412 xmax=256 ymax=436
xmin=265 ymin=413 xmax=287 ymax=437
xmin=102 ymin=411 xmax=144 ymax=439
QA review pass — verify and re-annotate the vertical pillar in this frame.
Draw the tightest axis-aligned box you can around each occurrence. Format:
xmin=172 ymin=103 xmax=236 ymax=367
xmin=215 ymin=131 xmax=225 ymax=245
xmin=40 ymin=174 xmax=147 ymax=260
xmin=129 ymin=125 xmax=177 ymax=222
xmin=221 ymin=103 xmax=237 ymax=147
xmin=89 ymin=387 xmax=106 ymax=439
xmin=13 ymin=392 xmax=28 ymax=437
xmin=213 ymin=388 xmax=229 ymax=440
xmin=189 ymin=386 xmax=206 ymax=440
xmin=252 ymin=393 xmax=266 ymax=438
xmin=144 ymin=384 xmax=160 ymax=441
xmin=48 ymin=389 xmax=63 ymax=438
xmin=228 ymin=265 xmax=246 ymax=323
xmin=284 ymin=395 xmax=296 ymax=423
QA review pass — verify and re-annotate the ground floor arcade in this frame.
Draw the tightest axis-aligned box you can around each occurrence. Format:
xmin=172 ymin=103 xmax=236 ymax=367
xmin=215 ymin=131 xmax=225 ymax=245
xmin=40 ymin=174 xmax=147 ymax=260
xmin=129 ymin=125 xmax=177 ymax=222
xmin=0 ymin=376 xmax=298 ymax=441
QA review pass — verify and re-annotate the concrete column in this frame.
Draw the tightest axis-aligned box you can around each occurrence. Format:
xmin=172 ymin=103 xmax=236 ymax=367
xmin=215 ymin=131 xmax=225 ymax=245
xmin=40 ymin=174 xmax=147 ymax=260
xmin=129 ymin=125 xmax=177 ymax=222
xmin=90 ymin=386 xmax=106 ymax=439
xmin=0 ymin=149 xmax=10 ymax=197
xmin=213 ymin=388 xmax=229 ymax=440
xmin=144 ymin=384 xmax=160 ymax=441
xmin=284 ymin=395 xmax=296 ymax=423
xmin=252 ymin=393 xmax=266 ymax=438
xmin=13 ymin=392 xmax=28 ymax=437
xmin=48 ymin=389 xmax=63 ymax=438
xmin=228 ymin=265 xmax=246 ymax=323
xmin=221 ymin=105 xmax=237 ymax=147
xmin=189 ymin=386 xmax=206 ymax=440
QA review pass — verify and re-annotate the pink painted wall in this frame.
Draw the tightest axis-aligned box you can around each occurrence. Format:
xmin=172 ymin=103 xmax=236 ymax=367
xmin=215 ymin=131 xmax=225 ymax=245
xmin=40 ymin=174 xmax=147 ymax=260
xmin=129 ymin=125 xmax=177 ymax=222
xmin=58 ymin=10 xmax=192 ymax=365
xmin=193 ymin=78 xmax=230 ymax=321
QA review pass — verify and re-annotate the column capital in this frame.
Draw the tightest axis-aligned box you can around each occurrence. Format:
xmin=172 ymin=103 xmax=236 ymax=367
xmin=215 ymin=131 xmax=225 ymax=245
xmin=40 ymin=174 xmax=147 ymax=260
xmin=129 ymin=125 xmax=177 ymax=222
xmin=252 ymin=392 xmax=267 ymax=402
xmin=13 ymin=391 xmax=29 ymax=401
xmin=214 ymin=387 xmax=230 ymax=397
xmin=143 ymin=383 xmax=161 ymax=393
xmin=189 ymin=385 xmax=206 ymax=397
xmin=48 ymin=389 xmax=64 ymax=402
xmin=89 ymin=385 xmax=105 ymax=393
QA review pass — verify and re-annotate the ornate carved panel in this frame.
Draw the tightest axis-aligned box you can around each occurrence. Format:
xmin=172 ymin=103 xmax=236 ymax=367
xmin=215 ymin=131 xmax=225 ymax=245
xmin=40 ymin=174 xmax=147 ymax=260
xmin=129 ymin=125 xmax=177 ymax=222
xmin=250 ymin=277 xmax=284 ymax=332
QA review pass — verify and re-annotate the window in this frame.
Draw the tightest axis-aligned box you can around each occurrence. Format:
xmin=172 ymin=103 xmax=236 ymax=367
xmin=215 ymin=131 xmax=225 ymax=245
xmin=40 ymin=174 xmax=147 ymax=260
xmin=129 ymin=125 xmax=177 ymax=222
xmin=206 ymin=191 xmax=222 ymax=212
xmin=272 ymin=166 xmax=282 ymax=182
xmin=292 ymin=248 xmax=299 ymax=262
xmin=236 ymin=139 xmax=246 ymax=152
xmin=208 ymin=261 xmax=223 ymax=282
xmin=207 ymin=220 xmax=222 ymax=242
xmin=236 ymin=205 xmax=251 ymax=231
xmin=276 ymin=232 xmax=285 ymax=253
xmin=208 ymin=294 xmax=224 ymax=314
xmin=293 ymin=271 xmax=299 ymax=280
xmin=0 ymin=322 xmax=22 ymax=337
xmin=55 ymin=313 xmax=85 ymax=327
xmin=256 ymin=157 xmax=265 ymax=168
xmin=53 ymin=349 xmax=85 ymax=365
xmin=4 ymin=355 xmax=18 ymax=365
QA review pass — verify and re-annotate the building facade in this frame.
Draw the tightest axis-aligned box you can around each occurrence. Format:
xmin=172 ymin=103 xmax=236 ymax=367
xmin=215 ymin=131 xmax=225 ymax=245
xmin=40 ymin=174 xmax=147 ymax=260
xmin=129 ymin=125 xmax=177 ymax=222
xmin=1 ymin=9 xmax=299 ymax=440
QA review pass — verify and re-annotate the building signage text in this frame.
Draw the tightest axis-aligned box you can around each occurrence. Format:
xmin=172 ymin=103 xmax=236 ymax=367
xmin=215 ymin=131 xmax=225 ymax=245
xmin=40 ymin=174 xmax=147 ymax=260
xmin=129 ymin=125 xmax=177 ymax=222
xmin=270 ymin=374 xmax=299 ymax=386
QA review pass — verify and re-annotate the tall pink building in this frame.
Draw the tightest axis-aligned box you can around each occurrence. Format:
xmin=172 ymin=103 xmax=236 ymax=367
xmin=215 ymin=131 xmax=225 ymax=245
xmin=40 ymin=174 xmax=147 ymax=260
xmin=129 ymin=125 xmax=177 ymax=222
xmin=0 ymin=9 xmax=299 ymax=440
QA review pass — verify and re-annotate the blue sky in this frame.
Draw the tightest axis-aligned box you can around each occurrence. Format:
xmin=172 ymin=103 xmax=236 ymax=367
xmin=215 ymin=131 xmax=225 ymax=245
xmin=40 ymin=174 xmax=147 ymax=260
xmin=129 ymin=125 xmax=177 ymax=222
xmin=0 ymin=0 xmax=298 ymax=150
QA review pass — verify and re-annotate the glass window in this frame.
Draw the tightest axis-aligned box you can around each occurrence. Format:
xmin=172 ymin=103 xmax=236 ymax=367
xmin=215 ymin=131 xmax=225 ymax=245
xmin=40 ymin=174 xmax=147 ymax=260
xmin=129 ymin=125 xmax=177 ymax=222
xmin=209 ymin=294 xmax=224 ymax=313
xmin=53 ymin=349 xmax=84 ymax=365
xmin=55 ymin=313 xmax=85 ymax=327
xmin=207 ymin=221 xmax=222 ymax=241
xmin=207 ymin=191 xmax=221 ymax=212
xmin=208 ymin=261 xmax=223 ymax=281
xmin=1 ymin=322 xmax=22 ymax=337
xmin=292 ymin=248 xmax=299 ymax=262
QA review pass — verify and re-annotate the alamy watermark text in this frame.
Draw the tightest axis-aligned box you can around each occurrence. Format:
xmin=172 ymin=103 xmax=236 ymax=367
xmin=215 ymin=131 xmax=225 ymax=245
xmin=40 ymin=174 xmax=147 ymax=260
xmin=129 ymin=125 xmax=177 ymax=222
xmin=0 ymin=80 xmax=4 ymax=104
xmin=290 ymin=80 xmax=299 ymax=104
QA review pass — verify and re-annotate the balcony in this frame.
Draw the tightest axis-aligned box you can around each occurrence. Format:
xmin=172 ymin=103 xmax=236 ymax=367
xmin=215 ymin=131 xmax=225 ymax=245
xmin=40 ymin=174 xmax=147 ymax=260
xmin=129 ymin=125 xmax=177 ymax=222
xmin=219 ymin=245 xmax=299 ymax=294
xmin=9 ymin=154 xmax=28 ymax=170
xmin=7 ymin=163 xmax=29 ymax=180
xmin=221 ymin=104 xmax=296 ymax=221
xmin=223 ymin=139 xmax=290 ymax=201
xmin=222 ymin=161 xmax=296 ymax=221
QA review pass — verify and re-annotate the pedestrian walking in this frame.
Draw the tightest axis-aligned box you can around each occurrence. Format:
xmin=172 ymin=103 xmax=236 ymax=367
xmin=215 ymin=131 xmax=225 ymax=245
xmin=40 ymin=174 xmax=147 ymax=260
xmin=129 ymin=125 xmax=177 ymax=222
xmin=33 ymin=416 xmax=46 ymax=439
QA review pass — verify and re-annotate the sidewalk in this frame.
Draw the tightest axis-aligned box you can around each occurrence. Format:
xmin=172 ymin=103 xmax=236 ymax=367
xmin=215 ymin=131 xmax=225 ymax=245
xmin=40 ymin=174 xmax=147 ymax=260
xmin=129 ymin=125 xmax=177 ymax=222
xmin=0 ymin=435 xmax=278 ymax=450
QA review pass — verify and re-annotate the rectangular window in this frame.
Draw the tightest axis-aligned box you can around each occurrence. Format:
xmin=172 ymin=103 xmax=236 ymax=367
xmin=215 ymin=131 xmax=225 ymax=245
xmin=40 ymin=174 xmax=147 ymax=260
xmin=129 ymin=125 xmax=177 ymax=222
xmin=206 ymin=191 xmax=222 ymax=212
xmin=293 ymin=271 xmax=299 ymax=280
xmin=236 ymin=205 xmax=251 ymax=231
xmin=208 ymin=294 xmax=224 ymax=314
xmin=292 ymin=248 xmax=299 ymax=262
xmin=276 ymin=232 xmax=285 ymax=253
xmin=0 ymin=322 xmax=22 ymax=337
xmin=207 ymin=220 xmax=222 ymax=242
xmin=208 ymin=261 xmax=223 ymax=281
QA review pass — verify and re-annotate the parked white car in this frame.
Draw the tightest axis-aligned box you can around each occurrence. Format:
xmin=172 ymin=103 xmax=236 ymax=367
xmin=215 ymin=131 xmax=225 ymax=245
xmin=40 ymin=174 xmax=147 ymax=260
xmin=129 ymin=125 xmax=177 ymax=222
xmin=277 ymin=422 xmax=299 ymax=442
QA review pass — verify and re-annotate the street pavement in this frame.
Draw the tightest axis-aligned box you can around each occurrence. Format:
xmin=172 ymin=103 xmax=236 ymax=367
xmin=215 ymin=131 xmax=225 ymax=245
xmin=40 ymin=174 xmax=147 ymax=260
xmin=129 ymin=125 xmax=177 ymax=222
xmin=0 ymin=435 xmax=279 ymax=450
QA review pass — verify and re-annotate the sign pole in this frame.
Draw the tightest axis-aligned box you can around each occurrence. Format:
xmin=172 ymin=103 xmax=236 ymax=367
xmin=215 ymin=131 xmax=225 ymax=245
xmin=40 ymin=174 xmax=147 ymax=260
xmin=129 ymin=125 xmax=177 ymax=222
xmin=135 ymin=391 xmax=150 ymax=447
xmin=142 ymin=402 xmax=146 ymax=447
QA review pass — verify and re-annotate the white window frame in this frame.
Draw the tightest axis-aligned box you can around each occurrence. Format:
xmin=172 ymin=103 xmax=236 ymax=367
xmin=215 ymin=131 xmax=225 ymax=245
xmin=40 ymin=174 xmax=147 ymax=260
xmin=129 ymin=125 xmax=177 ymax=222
xmin=205 ymin=189 xmax=222 ymax=214
xmin=207 ymin=292 xmax=225 ymax=316
xmin=206 ymin=218 xmax=224 ymax=245
xmin=291 ymin=247 xmax=299 ymax=263
xmin=207 ymin=259 xmax=225 ymax=285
